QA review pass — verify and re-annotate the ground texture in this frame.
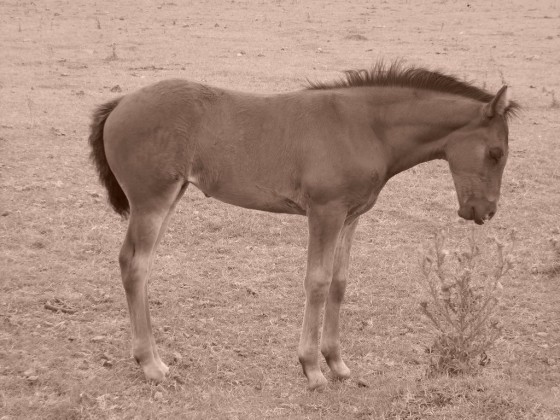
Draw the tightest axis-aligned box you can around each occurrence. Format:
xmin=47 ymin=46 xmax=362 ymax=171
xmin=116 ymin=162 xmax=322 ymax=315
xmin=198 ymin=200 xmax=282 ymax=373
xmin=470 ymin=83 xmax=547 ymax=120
xmin=1 ymin=0 xmax=559 ymax=418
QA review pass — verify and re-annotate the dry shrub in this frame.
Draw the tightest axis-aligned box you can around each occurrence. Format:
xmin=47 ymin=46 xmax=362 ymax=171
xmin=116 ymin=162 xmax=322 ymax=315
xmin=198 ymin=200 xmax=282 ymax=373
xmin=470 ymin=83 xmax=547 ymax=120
xmin=418 ymin=228 xmax=515 ymax=376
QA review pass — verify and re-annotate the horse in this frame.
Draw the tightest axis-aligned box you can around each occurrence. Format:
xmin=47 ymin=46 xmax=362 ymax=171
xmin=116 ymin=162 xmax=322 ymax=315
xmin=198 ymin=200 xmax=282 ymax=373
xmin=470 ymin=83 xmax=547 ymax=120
xmin=88 ymin=62 xmax=518 ymax=390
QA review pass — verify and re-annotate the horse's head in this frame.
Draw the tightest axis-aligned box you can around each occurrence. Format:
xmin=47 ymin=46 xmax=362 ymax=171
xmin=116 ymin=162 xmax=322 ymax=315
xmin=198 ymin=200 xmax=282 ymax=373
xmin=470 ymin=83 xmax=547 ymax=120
xmin=445 ymin=86 xmax=514 ymax=225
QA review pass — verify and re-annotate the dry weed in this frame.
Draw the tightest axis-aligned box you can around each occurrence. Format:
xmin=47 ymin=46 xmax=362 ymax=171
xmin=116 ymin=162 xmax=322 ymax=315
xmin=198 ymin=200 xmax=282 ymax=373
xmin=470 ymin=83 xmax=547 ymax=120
xmin=418 ymin=229 xmax=515 ymax=376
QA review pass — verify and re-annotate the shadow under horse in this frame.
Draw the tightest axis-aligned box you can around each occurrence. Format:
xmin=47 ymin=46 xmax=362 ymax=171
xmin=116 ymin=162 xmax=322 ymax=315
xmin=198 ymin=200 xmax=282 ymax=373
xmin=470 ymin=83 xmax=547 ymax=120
xmin=89 ymin=62 xmax=518 ymax=390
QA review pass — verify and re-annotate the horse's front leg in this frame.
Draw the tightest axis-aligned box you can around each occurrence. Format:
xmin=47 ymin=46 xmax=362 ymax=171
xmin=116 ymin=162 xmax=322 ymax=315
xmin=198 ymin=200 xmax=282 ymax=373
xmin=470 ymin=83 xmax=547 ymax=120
xmin=320 ymin=217 xmax=359 ymax=380
xmin=298 ymin=204 xmax=346 ymax=390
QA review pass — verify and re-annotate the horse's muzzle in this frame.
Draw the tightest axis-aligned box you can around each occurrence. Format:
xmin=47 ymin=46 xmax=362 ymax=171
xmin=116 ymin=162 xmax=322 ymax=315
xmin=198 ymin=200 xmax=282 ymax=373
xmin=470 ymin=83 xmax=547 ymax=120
xmin=458 ymin=198 xmax=497 ymax=225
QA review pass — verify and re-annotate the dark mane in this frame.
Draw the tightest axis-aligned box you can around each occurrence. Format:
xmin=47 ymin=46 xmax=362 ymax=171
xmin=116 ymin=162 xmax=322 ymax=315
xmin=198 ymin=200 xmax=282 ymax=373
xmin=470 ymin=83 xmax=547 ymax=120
xmin=307 ymin=61 xmax=520 ymax=117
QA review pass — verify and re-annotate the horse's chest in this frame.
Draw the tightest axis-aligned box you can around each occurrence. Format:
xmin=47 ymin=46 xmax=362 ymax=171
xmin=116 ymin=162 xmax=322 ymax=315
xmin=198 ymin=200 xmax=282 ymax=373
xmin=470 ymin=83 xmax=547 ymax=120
xmin=346 ymin=172 xmax=385 ymax=217
xmin=348 ymin=192 xmax=379 ymax=218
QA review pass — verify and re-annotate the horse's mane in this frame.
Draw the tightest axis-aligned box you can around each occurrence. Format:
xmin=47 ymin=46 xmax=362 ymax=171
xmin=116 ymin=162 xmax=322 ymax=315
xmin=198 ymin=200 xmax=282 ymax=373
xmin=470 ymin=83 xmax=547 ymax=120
xmin=306 ymin=61 xmax=520 ymax=118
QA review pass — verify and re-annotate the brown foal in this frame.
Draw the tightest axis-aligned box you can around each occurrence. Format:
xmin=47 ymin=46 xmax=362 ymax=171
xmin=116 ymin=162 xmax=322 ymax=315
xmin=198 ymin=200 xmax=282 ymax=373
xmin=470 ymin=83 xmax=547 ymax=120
xmin=89 ymin=62 xmax=518 ymax=389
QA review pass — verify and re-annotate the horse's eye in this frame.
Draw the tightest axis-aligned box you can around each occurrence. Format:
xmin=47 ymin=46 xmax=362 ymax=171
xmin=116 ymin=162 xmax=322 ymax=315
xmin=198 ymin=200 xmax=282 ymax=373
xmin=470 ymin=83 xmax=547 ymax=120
xmin=489 ymin=147 xmax=503 ymax=163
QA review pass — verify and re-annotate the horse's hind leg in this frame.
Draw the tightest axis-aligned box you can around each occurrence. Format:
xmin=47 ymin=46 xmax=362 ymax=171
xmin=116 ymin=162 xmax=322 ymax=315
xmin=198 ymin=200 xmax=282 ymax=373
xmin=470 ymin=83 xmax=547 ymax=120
xmin=320 ymin=217 xmax=359 ymax=380
xmin=119 ymin=182 xmax=186 ymax=381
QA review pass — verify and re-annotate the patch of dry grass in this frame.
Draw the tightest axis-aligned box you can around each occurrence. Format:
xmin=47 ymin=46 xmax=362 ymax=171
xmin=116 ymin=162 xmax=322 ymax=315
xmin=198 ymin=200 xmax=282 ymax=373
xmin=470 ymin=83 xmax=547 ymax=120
xmin=385 ymin=376 xmax=553 ymax=420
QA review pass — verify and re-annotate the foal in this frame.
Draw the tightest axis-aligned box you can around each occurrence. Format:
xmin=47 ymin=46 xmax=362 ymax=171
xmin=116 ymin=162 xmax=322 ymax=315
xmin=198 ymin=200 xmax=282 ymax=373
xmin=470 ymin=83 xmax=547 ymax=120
xmin=89 ymin=63 xmax=517 ymax=389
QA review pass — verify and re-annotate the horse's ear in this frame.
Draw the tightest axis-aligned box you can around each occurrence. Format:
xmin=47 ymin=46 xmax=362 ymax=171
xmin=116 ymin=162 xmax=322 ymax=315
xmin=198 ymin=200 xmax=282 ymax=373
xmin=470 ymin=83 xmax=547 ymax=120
xmin=484 ymin=85 xmax=510 ymax=118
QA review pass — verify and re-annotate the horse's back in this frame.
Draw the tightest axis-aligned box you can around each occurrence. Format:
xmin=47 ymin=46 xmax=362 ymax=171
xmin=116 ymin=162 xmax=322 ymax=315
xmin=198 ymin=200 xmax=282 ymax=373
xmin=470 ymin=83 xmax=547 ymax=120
xmin=101 ymin=79 xmax=307 ymax=212
xmin=101 ymin=79 xmax=381 ymax=214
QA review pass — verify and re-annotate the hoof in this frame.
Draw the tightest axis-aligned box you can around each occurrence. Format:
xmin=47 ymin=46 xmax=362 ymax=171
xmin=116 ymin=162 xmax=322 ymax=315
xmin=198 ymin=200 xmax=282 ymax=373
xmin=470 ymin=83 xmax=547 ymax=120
xmin=156 ymin=358 xmax=170 ymax=375
xmin=329 ymin=361 xmax=351 ymax=380
xmin=306 ymin=371 xmax=328 ymax=391
xmin=142 ymin=360 xmax=169 ymax=382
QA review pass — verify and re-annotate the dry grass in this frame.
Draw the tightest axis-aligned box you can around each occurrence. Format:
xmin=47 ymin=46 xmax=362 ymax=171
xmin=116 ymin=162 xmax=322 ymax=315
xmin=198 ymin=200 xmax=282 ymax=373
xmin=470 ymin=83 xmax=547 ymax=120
xmin=1 ymin=0 xmax=560 ymax=419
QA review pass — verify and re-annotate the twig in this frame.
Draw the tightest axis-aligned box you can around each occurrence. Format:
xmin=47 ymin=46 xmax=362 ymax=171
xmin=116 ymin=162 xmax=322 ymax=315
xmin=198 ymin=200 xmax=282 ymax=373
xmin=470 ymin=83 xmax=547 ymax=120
xmin=44 ymin=300 xmax=77 ymax=314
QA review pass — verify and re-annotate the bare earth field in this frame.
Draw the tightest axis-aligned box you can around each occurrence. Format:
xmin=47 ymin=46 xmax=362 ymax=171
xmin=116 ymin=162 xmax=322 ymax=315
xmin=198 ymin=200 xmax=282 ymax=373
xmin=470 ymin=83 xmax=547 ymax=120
xmin=1 ymin=0 xmax=559 ymax=418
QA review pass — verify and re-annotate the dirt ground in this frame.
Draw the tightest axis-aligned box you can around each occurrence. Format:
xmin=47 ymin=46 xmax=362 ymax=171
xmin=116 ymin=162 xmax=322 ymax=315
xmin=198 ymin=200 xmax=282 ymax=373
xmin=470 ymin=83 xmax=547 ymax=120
xmin=1 ymin=0 xmax=559 ymax=418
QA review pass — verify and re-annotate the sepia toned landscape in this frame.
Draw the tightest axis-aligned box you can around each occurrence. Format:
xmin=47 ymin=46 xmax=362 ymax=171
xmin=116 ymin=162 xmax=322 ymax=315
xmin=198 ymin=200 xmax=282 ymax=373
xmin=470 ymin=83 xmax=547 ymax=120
xmin=1 ymin=0 xmax=559 ymax=418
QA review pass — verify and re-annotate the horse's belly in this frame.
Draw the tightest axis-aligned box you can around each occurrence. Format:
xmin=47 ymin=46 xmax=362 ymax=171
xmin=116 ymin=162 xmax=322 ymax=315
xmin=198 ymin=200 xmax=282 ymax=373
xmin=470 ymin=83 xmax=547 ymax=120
xmin=188 ymin=175 xmax=307 ymax=216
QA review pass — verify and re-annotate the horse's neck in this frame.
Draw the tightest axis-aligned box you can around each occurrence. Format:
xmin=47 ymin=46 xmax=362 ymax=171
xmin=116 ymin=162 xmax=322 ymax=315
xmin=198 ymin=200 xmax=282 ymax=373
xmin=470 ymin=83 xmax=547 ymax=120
xmin=373 ymin=93 xmax=481 ymax=178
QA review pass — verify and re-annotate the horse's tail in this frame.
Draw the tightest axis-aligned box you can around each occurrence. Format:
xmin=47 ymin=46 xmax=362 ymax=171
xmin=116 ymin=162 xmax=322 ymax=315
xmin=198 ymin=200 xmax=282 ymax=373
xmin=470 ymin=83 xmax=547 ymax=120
xmin=88 ymin=97 xmax=130 ymax=217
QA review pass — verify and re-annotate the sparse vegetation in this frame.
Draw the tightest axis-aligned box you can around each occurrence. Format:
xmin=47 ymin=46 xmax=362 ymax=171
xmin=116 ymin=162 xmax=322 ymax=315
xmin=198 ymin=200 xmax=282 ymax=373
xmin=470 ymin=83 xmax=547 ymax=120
xmin=550 ymin=90 xmax=559 ymax=108
xmin=105 ymin=43 xmax=118 ymax=62
xmin=542 ymin=87 xmax=559 ymax=109
xmin=419 ymin=229 xmax=515 ymax=376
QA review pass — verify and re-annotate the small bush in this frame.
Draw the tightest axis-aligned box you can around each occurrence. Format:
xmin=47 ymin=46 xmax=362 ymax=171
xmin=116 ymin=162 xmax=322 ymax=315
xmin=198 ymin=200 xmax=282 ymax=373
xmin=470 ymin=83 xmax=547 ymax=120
xmin=418 ymin=229 xmax=514 ymax=375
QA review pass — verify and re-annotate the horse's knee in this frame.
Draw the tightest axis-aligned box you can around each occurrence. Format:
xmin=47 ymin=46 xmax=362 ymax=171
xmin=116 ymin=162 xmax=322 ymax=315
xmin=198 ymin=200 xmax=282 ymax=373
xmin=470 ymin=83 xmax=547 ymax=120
xmin=304 ymin=268 xmax=332 ymax=302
